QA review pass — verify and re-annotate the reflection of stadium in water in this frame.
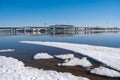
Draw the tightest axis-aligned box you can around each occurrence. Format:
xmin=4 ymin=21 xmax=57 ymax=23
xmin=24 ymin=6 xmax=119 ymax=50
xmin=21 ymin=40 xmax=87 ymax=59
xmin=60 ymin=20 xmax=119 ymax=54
xmin=0 ymin=30 xmax=120 ymax=37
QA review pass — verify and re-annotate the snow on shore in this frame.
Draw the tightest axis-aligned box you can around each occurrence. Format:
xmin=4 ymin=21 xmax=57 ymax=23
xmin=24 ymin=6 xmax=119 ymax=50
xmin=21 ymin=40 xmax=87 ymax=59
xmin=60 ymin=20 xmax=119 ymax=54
xmin=90 ymin=66 xmax=120 ymax=77
xmin=0 ymin=56 xmax=89 ymax=80
xmin=33 ymin=53 xmax=53 ymax=59
xmin=20 ymin=41 xmax=120 ymax=71
xmin=0 ymin=49 xmax=15 ymax=52
xmin=55 ymin=54 xmax=74 ymax=59
xmin=58 ymin=57 xmax=92 ymax=67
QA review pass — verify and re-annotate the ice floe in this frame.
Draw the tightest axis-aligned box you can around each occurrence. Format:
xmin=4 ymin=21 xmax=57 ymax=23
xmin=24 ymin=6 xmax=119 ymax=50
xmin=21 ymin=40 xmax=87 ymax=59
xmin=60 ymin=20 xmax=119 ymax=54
xmin=55 ymin=54 xmax=74 ymax=59
xmin=33 ymin=53 xmax=53 ymax=59
xmin=90 ymin=66 xmax=120 ymax=77
xmin=20 ymin=41 xmax=120 ymax=71
xmin=0 ymin=56 xmax=89 ymax=80
xmin=58 ymin=57 xmax=92 ymax=67
xmin=0 ymin=49 xmax=15 ymax=52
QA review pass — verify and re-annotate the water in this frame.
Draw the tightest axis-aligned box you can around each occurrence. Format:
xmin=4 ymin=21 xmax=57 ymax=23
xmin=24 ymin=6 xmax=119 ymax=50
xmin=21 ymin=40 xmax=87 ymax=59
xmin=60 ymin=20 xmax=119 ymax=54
xmin=0 ymin=31 xmax=120 ymax=80
xmin=0 ymin=31 xmax=120 ymax=66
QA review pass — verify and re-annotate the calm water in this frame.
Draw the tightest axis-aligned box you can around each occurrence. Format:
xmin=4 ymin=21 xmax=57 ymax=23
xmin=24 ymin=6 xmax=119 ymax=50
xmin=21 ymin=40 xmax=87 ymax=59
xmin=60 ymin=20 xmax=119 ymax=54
xmin=0 ymin=31 xmax=120 ymax=80
xmin=0 ymin=31 xmax=120 ymax=62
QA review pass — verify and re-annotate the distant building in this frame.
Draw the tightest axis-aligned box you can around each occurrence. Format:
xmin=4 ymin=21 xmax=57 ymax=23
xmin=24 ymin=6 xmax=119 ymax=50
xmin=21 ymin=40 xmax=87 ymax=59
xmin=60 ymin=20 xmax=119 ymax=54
xmin=49 ymin=24 xmax=75 ymax=31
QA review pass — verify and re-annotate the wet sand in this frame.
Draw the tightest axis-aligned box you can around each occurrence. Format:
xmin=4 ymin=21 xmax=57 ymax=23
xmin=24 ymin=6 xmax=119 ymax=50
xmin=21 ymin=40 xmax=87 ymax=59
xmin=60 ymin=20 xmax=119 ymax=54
xmin=23 ymin=58 xmax=120 ymax=80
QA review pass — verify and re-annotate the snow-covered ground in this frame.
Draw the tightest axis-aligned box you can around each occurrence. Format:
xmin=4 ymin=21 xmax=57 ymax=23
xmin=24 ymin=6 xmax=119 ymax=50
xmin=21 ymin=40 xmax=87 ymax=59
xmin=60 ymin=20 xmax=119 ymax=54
xmin=91 ymin=66 xmax=120 ymax=77
xmin=55 ymin=54 xmax=74 ymax=59
xmin=58 ymin=57 xmax=92 ymax=67
xmin=33 ymin=53 xmax=53 ymax=59
xmin=20 ymin=41 xmax=120 ymax=72
xmin=0 ymin=55 xmax=89 ymax=80
xmin=0 ymin=49 xmax=15 ymax=52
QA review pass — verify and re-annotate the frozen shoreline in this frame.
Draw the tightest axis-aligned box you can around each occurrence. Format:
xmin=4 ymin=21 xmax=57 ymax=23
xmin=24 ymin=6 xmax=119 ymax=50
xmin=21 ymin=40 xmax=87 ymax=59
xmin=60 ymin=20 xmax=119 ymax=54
xmin=55 ymin=54 xmax=74 ymax=59
xmin=58 ymin=57 xmax=92 ymax=67
xmin=20 ymin=41 xmax=120 ymax=72
xmin=0 ymin=49 xmax=15 ymax=52
xmin=33 ymin=53 xmax=53 ymax=59
xmin=91 ymin=66 xmax=120 ymax=77
xmin=0 ymin=55 xmax=89 ymax=80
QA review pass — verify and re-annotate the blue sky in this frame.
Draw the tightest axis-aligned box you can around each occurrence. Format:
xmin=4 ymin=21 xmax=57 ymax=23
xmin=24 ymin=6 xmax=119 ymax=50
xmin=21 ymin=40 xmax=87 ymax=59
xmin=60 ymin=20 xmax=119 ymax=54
xmin=0 ymin=0 xmax=120 ymax=27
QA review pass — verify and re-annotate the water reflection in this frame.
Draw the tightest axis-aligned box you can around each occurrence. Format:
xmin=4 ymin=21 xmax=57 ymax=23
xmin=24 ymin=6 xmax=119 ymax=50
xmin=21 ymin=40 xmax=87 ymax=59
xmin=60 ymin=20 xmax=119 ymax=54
xmin=0 ymin=30 xmax=120 ymax=37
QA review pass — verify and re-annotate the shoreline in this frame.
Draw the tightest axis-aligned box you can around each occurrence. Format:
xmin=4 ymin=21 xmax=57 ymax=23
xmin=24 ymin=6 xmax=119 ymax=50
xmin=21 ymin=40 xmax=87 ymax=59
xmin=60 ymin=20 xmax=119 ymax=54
xmin=20 ymin=41 xmax=120 ymax=71
xmin=24 ymin=58 xmax=120 ymax=80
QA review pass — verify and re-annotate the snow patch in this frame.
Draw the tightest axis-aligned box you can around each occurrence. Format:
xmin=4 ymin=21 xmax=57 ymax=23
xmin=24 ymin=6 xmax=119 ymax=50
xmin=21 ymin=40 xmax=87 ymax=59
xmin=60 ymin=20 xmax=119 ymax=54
xmin=90 ymin=66 xmax=120 ymax=77
xmin=58 ymin=57 xmax=92 ymax=67
xmin=0 ymin=49 xmax=15 ymax=52
xmin=55 ymin=54 xmax=74 ymax=59
xmin=20 ymin=41 xmax=120 ymax=71
xmin=0 ymin=56 xmax=89 ymax=80
xmin=33 ymin=53 xmax=53 ymax=59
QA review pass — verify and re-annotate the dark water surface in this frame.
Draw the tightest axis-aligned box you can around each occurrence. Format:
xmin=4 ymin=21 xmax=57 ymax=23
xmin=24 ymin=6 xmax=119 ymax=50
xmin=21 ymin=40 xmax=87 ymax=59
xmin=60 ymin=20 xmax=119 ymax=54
xmin=0 ymin=31 xmax=120 ymax=80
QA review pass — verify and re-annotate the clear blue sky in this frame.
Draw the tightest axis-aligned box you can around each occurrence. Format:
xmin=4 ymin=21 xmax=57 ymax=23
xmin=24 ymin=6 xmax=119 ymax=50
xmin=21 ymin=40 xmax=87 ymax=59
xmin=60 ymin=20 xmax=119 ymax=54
xmin=0 ymin=0 xmax=120 ymax=27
